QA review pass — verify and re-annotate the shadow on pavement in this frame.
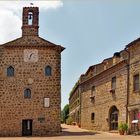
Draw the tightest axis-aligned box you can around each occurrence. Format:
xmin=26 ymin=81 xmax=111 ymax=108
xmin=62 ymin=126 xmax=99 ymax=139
xmin=61 ymin=127 xmax=68 ymax=130
xmin=61 ymin=129 xmax=100 ymax=136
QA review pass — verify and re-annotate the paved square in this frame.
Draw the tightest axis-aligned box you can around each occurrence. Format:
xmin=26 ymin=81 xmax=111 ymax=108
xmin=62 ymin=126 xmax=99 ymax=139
xmin=0 ymin=124 xmax=140 ymax=140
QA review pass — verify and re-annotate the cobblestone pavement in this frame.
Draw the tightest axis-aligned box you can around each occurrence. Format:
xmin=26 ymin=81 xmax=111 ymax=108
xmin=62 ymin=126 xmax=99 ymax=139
xmin=0 ymin=124 xmax=140 ymax=140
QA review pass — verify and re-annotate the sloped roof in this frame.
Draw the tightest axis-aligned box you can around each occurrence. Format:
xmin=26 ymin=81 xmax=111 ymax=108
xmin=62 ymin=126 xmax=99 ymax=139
xmin=125 ymin=37 xmax=140 ymax=49
xmin=85 ymin=63 xmax=102 ymax=75
xmin=0 ymin=36 xmax=65 ymax=51
xmin=103 ymin=57 xmax=112 ymax=62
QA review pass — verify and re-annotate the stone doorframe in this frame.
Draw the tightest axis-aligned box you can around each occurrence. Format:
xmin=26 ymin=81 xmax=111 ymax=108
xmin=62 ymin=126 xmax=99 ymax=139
xmin=109 ymin=106 xmax=119 ymax=131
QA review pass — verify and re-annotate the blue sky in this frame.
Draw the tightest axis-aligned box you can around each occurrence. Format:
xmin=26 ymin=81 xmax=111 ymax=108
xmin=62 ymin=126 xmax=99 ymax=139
xmin=40 ymin=0 xmax=140 ymax=109
xmin=1 ymin=0 xmax=140 ymax=109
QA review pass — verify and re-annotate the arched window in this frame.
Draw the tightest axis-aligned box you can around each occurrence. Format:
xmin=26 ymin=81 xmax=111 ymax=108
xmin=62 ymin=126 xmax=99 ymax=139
xmin=24 ymin=88 xmax=31 ymax=99
xmin=109 ymin=106 xmax=119 ymax=130
xmin=28 ymin=12 xmax=33 ymax=25
xmin=45 ymin=66 xmax=52 ymax=76
xmin=7 ymin=66 xmax=14 ymax=77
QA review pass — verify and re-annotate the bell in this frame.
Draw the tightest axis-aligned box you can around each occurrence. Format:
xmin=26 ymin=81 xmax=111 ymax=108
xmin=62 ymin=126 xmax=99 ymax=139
xmin=28 ymin=14 xmax=32 ymax=19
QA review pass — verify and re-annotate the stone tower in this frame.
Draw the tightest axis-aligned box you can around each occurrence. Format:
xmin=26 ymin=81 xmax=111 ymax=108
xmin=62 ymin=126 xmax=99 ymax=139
xmin=22 ymin=7 xmax=39 ymax=36
xmin=0 ymin=6 xmax=64 ymax=136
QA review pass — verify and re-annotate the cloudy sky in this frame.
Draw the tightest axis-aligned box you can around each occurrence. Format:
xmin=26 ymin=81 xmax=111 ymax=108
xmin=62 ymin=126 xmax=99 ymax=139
xmin=0 ymin=0 xmax=63 ymax=43
xmin=1 ymin=0 xmax=140 ymax=109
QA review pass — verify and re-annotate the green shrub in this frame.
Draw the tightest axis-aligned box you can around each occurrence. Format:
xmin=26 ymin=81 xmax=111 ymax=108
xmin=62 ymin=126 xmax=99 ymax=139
xmin=66 ymin=117 xmax=73 ymax=125
xmin=118 ymin=123 xmax=128 ymax=131
xmin=118 ymin=123 xmax=128 ymax=135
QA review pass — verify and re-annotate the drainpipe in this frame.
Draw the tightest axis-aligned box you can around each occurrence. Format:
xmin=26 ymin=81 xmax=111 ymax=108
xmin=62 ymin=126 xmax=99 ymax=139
xmin=79 ymin=81 xmax=82 ymax=127
xmin=124 ymin=48 xmax=130 ymax=124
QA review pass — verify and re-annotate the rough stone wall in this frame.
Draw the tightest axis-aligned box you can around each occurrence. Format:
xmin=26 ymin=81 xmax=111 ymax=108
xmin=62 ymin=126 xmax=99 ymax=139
xmin=129 ymin=42 xmax=140 ymax=106
xmin=81 ymin=62 xmax=128 ymax=131
xmin=96 ymin=63 xmax=104 ymax=75
xmin=69 ymin=85 xmax=80 ymax=125
xmin=128 ymin=42 xmax=140 ymax=128
xmin=22 ymin=7 xmax=39 ymax=36
xmin=0 ymin=46 xmax=61 ymax=136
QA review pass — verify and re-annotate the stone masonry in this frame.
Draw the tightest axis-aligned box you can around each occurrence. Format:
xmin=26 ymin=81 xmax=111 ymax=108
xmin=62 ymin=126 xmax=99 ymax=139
xmin=126 ymin=40 xmax=140 ymax=132
xmin=80 ymin=59 xmax=128 ymax=131
xmin=69 ymin=81 xmax=81 ymax=126
xmin=69 ymin=38 xmax=140 ymax=133
xmin=0 ymin=7 xmax=64 ymax=136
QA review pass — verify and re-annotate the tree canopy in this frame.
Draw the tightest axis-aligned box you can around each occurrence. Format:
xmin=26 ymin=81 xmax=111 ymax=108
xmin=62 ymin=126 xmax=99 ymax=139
xmin=61 ymin=104 xmax=69 ymax=123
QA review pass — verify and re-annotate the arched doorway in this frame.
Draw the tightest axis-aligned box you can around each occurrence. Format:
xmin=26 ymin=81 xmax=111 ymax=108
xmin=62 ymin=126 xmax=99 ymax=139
xmin=109 ymin=106 xmax=119 ymax=130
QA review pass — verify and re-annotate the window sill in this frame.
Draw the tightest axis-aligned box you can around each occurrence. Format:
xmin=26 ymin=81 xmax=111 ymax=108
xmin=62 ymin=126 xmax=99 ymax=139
xmin=133 ymin=90 xmax=140 ymax=93
xmin=110 ymin=89 xmax=115 ymax=93
xmin=7 ymin=76 xmax=15 ymax=78
xmin=90 ymin=96 xmax=95 ymax=99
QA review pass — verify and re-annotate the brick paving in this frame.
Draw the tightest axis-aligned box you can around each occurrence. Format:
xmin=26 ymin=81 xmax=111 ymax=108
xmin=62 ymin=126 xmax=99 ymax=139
xmin=0 ymin=124 xmax=140 ymax=140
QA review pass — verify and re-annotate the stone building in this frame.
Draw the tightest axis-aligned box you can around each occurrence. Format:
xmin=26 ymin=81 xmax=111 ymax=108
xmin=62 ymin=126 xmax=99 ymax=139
xmin=126 ymin=39 xmax=140 ymax=132
xmin=0 ymin=7 xmax=64 ymax=136
xmin=69 ymin=39 xmax=140 ymax=132
xmin=80 ymin=52 xmax=128 ymax=131
xmin=69 ymin=81 xmax=81 ymax=126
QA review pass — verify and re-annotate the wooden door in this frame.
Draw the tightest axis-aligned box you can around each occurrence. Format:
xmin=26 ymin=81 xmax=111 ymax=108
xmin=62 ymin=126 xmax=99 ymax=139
xmin=22 ymin=119 xmax=32 ymax=136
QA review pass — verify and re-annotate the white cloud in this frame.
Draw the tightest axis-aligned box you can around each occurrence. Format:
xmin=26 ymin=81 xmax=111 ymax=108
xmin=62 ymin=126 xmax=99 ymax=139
xmin=0 ymin=1 xmax=63 ymax=12
xmin=0 ymin=0 xmax=63 ymax=44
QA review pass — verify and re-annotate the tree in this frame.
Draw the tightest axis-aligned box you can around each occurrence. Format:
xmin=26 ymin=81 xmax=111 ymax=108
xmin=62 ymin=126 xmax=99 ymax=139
xmin=62 ymin=104 xmax=69 ymax=123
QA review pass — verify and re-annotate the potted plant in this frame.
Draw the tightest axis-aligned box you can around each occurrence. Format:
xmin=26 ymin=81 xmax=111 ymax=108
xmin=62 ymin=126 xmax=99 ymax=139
xmin=78 ymin=123 xmax=81 ymax=128
xmin=118 ymin=123 xmax=128 ymax=135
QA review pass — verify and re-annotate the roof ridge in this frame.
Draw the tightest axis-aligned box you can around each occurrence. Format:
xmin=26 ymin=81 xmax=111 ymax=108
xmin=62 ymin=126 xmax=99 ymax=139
xmin=0 ymin=36 xmax=57 ymax=47
xmin=38 ymin=36 xmax=58 ymax=46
